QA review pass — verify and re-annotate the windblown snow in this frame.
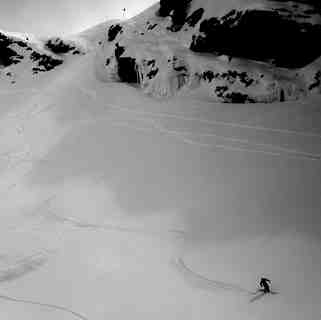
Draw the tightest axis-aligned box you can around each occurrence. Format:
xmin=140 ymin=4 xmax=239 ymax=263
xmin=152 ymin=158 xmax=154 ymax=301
xmin=0 ymin=1 xmax=321 ymax=320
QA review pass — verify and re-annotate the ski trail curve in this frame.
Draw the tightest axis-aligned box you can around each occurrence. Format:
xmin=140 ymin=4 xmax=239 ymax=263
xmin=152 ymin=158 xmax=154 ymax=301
xmin=0 ymin=294 xmax=89 ymax=320
xmin=175 ymin=257 xmax=253 ymax=295
xmin=48 ymin=210 xmax=185 ymax=238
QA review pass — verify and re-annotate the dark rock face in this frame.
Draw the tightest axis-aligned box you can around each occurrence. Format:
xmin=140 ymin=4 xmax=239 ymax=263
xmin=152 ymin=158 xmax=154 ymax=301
xmin=108 ymin=24 xmax=123 ymax=42
xmin=117 ymin=57 xmax=139 ymax=83
xmin=45 ymin=38 xmax=79 ymax=55
xmin=190 ymin=8 xmax=321 ymax=69
xmin=215 ymin=87 xmax=255 ymax=103
xmin=115 ymin=43 xmax=125 ymax=59
xmin=201 ymin=69 xmax=255 ymax=87
xmin=99 ymin=0 xmax=321 ymax=102
xmin=0 ymin=32 xmax=65 ymax=74
xmin=30 ymin=51 xmax=63 ymax=74
xmin=158 ymin=0 xmax=192 ymax=31
xmin=309 ymin=70 xmax=321 ymax=90
xmin=200 ymin=69 xmax=257 ymax=102
xmin=146 ymin=59 xmax=159 ymax=79
xmin=147 ymin=22 xmax=158 ymax=30
xmin=114 ymin=43 xmax=139 ymax=83
xmin=186 ymin=8 xmax=204 ymax=27
xmin=0 ymin=33 xmax=24 ymax=66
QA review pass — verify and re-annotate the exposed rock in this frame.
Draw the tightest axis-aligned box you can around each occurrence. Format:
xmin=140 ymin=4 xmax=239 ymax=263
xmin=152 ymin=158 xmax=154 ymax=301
xmin=30 ymin=51 xmax=63 ymax=73
xmin=190 ymin=7 xmax=321 ymax=69
xmin=186 ymin=8 xmax=204 ymax=27
xmin=308 ymin=70 xmax=321 ymax=91
xmin=108 ymin=24 xmax=123 ymax=42
xmin=0 ymin=32 xmax=24 ymax=66
xmin=117 ymin=57 xmax=139 ymax=83
xmin=45 ymin=37 xmax=83 ymax=55
xmin=158 ymin=0 xmax=192 ymax=31
xmin=97 ymin=0 xmax=321 ymax=103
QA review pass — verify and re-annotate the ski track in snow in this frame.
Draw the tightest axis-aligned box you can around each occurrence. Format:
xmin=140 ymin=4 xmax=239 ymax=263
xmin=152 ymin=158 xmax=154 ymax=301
xmin=74 ymin=109 xmax=321 ymax=160
xmin=79 ymin=86 xmax=321 ymax=139
xmin=75 ymin=87 xmax=321 ymax=161
xmin=38 ymin=197 xmax=255 ymax=300
xmin=103 ymin=103 xmax=321 ymax=140
xmin=0 ymin=294 xmax=89 ymax=320
xmin=73 ymin=115 xmax=321 ymax=161
xmin=0 ymin=248 xmax=89 ymax=320
xmin=0 ymin=81 xmax=316 ymax=316
xmin=47 ymin=209 xmax=185 ymax=238
xmin=109 ymin=117 xmax=321 ymax=161
xmin=0 ymin=251 xmax=48 ymax=283
xmin=2 ymin=86 xmax=321 ymax=163
xmin=174 ymin=257 xmax=253 ymax=295
xmin=46 ymin=207 xmax=254 ymax=299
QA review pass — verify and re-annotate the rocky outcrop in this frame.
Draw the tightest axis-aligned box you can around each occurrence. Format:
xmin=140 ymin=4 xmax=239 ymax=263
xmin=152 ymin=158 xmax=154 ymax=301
xmin=0 ymin=31 xmax=91 ymax=81
xmin=30 ymin=51 xmax=63 ymax=74
xmin=0 ymin=32 xmax=25 ymax=67
xmin=97 ymin=0 xmax=321 ymax=103
xmin=157 ymin=0 xmax=192 ymax=31
xmin=190 ymin=8 xmax=321 ymax=69
xmin=107 ymin=24 xmax=123 ymax=42
xmin=45 ymin=37 xmax=85 ymax=55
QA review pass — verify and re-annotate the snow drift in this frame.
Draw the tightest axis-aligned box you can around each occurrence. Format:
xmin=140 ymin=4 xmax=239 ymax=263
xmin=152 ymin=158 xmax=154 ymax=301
xmin=97 ymin=0 xmax=321 ymax=102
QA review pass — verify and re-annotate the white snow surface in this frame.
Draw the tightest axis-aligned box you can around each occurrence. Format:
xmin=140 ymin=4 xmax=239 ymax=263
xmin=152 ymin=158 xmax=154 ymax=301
xmin=0 ymin=18 xmax=321 ymax=320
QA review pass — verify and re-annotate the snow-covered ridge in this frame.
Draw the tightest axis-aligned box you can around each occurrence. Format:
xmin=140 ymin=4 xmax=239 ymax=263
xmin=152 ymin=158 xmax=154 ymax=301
xmin=0 ymin=30 xmax=93 ymax=84
xmin=97 ymin=0 xmax=321 ymax=102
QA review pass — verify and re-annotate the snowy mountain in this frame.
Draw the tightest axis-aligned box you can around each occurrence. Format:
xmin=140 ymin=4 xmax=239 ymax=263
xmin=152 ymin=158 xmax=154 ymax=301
xmin=0 ymin=3 xmax=321 ymax=320
xmin=0 ymin=27 xmax=103 ymax=85
xmin=97 ymin=0 xmax=321 ymax=102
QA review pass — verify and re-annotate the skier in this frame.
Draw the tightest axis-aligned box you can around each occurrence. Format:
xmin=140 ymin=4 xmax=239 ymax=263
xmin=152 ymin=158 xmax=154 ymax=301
xmin=259 ymin=277 xmax=271 ymax=293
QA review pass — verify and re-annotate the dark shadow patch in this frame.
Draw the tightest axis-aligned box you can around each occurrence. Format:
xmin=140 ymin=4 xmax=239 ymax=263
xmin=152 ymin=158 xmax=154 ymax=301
xmin=108 ymin=24 xmax=123 ymax=42
xmin=186 ymin=8 xmax=205 ymax=27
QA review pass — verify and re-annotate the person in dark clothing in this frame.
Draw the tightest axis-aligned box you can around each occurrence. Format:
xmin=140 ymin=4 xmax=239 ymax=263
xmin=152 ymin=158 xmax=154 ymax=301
xmin=260 ymin=277 xmax=271 ymax=293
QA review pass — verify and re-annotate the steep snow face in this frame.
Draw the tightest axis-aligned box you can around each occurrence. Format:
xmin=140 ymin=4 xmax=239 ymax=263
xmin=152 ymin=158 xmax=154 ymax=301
xmin=97 ymin=0 xmax=321 ymax=103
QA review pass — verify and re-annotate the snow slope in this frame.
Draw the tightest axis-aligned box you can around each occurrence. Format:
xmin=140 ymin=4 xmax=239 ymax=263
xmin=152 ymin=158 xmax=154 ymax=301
xmin=97 ymin=0 xmax=321 ymax=102
xmin=0 ymin=26 xmax=106 ymax=87
xmin=0 ymin=6 xmax=321 ymax=320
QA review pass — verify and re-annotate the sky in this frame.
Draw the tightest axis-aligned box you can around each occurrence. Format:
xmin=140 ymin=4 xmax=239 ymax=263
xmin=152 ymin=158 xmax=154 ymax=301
xmin=0 ymin=0 xmax=157 ymax=36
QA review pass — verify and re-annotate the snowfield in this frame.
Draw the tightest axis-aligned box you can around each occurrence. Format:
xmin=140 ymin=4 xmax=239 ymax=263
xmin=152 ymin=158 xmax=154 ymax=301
xmin=1 ymin=7 xmax=321 ymax=320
